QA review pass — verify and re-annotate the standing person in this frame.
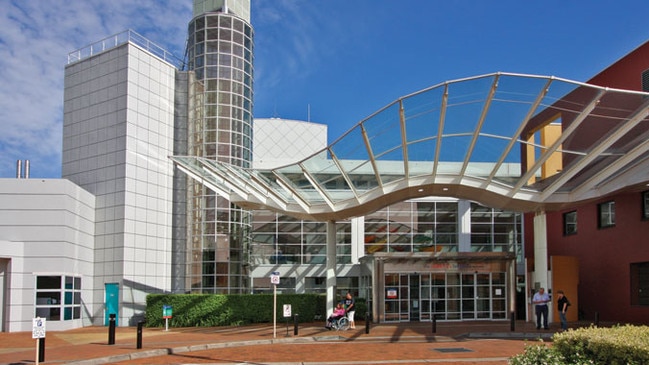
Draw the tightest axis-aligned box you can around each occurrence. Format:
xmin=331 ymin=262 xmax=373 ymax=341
xmin=341 ymin=292 xmax=356 ymax=329
xmin=556 ymin=290 xmax=570 ymax=331
xmin=532 ymin=287 xmax=550 ymax=329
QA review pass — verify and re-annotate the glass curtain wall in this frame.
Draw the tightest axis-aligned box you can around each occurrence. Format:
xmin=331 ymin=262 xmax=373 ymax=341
xmin=185 ymin=10 xmax=254 ymax=293
xmin=470 ymin=203 xmax=522 ymax=253
xmin=374 ymin=199 xmax=520 ymax=322
xmin=250 ymin=210 xmax=352 ymax=265
xmin=364 ymin=201 xmax=459 ymax=254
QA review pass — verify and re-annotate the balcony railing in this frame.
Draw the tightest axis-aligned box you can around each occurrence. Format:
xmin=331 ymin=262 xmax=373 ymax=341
xmin=67 ymin=29 xmax=181 ymax=66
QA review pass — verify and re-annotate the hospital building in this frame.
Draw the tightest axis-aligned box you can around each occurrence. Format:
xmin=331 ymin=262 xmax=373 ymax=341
xmin=1 ymin=0 xmax=648 ymax=332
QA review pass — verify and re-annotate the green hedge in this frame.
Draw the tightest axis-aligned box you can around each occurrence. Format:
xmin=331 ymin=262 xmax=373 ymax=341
xmin=510 ymin=324 xmax=649 ymax=365
xmin=145 ymin=294 xmax=367 ymax=328
xmin=553 ymin=324 xmax=649 ymax=365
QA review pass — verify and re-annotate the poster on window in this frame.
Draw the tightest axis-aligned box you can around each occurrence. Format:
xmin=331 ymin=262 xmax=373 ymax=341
xmin=386 ymin=288 xmax=398 ymax=299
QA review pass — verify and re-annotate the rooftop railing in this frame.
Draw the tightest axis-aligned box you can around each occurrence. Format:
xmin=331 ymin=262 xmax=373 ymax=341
xmin=67 ymin=29 xmax=182 ymax=67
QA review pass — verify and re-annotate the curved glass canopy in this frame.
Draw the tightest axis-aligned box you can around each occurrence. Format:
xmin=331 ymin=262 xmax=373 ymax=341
xmin=172 ymin=72 xmax=649 ymax=221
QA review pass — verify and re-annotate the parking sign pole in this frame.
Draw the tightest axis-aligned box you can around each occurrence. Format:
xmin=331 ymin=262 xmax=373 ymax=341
xmin=32 ymin=317 xmax=46 ymax=365
xmin=270 ymin=272 xmax=280 ymax=339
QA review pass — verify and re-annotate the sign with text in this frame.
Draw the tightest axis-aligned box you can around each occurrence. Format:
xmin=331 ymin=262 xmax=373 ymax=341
xmin=32 ymin=317 xmax=46 ymax=339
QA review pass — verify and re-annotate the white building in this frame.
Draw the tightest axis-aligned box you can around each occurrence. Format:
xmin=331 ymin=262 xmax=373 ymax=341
xmin=0 ymin=178 xmax=94 ymax=332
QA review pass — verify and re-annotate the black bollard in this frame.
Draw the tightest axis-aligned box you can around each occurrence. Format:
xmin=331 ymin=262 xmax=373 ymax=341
xmin=365 ymin=311 xmax=370 ymax=334
xmin=38 ymin=337 xmax=45 ymax=363
xmin=137 ymin=321 xmax=144 ymax=349
xmin=510 ymin=311 xmax=515 ymax=331
xmin=108 ymin=313 xmax=116 ymax=345
xmin=293 ymin=314 xmax=299 ymax=336
xmin=432 ymin=314 xmax=437 ymax=333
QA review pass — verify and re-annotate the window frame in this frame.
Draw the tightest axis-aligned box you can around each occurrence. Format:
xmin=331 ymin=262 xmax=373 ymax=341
xmin=598 ymin=201 xmax=616 ymax=229
xmin=630 ymin=262 xmax=649 ymax=306
xmin=563 ymin=210 xmax=577 ymax=236
xmin=35 ymin=275 xmax=82 ymax=321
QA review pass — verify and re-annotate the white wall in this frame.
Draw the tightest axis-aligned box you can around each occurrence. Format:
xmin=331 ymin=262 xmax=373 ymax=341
xmin=63 ymin=42 xmax=176 ymax=326
xmin=253 ymin=118 xmax=328 ymax=169
xmin=0 ymin=179 xmax=95 ymax=332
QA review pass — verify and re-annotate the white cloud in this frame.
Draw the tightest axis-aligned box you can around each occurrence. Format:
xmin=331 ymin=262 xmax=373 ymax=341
xmin=0 ymin=0 xmax=191 ymax=178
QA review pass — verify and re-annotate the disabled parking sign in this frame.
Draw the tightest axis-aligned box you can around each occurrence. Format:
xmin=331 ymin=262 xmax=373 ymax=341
xmin=270 ymin=271 xmax=280 ymax=285
xmin=32 ymin=317 xmax=46 ymax=339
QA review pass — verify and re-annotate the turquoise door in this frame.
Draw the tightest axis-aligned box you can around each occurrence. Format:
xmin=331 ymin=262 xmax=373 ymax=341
xmin=104 ymin=283 xmax=119 ymax=326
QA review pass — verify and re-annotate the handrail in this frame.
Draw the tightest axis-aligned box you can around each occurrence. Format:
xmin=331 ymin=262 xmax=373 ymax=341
xmin=67 ymin=29 xmax=182 ymax=67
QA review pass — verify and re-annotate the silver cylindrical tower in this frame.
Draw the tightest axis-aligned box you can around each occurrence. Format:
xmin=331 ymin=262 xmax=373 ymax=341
xmin=185 ymin=0 xmax=253 ymax=293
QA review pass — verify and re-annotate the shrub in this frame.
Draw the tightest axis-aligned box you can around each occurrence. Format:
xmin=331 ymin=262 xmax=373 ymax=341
xmin=553 ymin=324 xmax=649 ymax=365
xmin=510 ymin=325 xmax=649 ymax=365
xmin=509 ymin=342 xmax=565 ymax=365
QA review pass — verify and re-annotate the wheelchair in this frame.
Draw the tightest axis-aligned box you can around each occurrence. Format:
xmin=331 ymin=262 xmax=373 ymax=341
xmin=330 ymin=314 xmax=350 ymax=331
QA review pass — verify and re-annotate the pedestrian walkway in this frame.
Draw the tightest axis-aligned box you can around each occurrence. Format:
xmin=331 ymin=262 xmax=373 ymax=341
xmin=0 ymin=320 xmax=560 ymax=365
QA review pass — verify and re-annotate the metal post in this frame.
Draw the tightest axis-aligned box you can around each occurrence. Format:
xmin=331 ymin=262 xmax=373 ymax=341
xmin=432 ymin=314 xmax=437 ymax=333
xmin=365 ymin=311 xmax=370 ymax=334
xmin=510 ymin=311 xmax=515 ymax=331
xmin=293 ymin=314 xmax=299 ymax=336
xmin=595 ymin=312 xmax=599 ymax=327
xmin=108 ymin=313 xmax=116 ymax=345
xmin=137 ymin=321 xmax=144 ymax=349
xmin=38 ymin=337 xmax=45 ymax=363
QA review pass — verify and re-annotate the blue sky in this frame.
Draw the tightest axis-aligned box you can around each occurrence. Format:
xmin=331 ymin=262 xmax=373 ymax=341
xmin=2 ymin=0 xmax=649 ymax=178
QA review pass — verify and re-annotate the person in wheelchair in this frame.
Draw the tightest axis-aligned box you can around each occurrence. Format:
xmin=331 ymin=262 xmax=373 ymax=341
xmin=325 ymin=303 xmax=346 ymax=330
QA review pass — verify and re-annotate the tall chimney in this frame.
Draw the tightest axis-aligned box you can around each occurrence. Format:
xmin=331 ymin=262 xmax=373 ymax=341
xmin=16 ymin=160 xmax=22 ymax=179
xmin=24 ymin=160 xmax=30 ymax=179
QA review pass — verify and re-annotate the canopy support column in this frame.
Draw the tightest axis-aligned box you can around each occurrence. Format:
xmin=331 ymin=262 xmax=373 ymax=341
xmin=533 ymin=210 xmax=549 ymax=291
xmin=326 ymin=220 xmax=337 ymax=317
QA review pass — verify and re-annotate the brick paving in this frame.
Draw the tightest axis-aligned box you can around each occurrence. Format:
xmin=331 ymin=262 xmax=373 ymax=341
xmin=0 ymin=320 xmax=559 ymax=364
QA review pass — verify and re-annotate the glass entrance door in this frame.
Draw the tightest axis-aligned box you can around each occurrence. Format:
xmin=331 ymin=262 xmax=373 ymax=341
xmin=384 ymin=272 xmax=507 ymax=322
xmin=409 ymin=274 xmax=420 ymax=320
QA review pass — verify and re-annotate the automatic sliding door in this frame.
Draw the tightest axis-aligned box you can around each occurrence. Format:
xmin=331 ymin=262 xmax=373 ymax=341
xmin=384 ymin=273 xmax=400 ymax=322
xmin=461 ymin=274 xmax=475 ymax=320
xmin=385 ymin=271 xmax=507 ymax=322
xmin=409 ymin=275 xmax=420 ymax=321
xmin=420 ymin=274 xmax=431 ymax=321
xmin=384 ymin=273 xmax=410 ymax=322
xmin=446 ymin=273 xmax=461 ymax=320
xmin=476 ymin=273 xmax=492 ymax=319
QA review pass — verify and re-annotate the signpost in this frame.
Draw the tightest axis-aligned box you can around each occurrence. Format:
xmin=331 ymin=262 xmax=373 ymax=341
xmin=270 ymin=272 xmax=280 ymax=338
xmin=283 ymin=304 xmax=292 ymax=336
xmin=162 ymin=305 xmax=172 ymax=331
xmin=32 ymin=317 xmax=46 ymax=365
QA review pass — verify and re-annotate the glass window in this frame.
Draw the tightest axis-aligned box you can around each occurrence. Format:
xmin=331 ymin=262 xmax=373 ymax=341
xmin=642 ymin=69 xmax=649 ymax=92
xmin=563 ymin=211 xmax=577 ymax=235
xmin=598 ymin=201 xmax=615 ymax=228
xmin=35 ymin=275 xmax=82 ymax=321
xmin=250 ymin=210 xmax=351 ymax=265
xmin=643 ymin=191 xmax=649 ymax=220
xmin=470 ymin=204 xmax=521 ymax=253
xmin=305 ymin=277 xmax=326 ymax=294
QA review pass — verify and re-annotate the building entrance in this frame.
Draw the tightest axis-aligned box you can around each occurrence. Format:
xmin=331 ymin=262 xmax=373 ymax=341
xmin=383 ymin=272 xmax=507 ymax=322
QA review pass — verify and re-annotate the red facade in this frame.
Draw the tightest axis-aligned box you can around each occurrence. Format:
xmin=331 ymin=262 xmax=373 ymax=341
xmin=524 ymin=40 xmax=649 ymax=324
